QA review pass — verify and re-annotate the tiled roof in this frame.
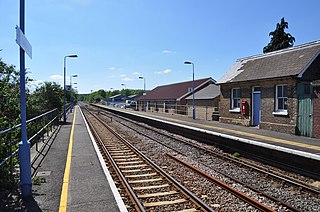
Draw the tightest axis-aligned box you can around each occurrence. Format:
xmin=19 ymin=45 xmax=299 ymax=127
xmin=185 ymin=84 xmax=220 ymax=100
xmin=139 ymin=77 xmax=213 ymax=101
xmin=218 ymin=41 xmax=320 ymax=84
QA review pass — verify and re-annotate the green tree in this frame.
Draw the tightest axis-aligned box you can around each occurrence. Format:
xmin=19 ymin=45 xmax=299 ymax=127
xmin=0 ymin=58 xmax=21 ymax=126
xmin=0 ymin=57 xmax=22 ymax=189
xmin=263 ymin=17 xmax=295 ymax=53
xmin=28 ymin=82 xmax=64 ymax=117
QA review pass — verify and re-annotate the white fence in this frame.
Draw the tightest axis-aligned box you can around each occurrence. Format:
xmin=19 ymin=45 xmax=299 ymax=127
xmin=136 ymin=102 xmax=219 ymax=121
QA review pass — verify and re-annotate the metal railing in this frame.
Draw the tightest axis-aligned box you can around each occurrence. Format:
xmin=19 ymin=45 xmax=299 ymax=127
xmin=0 ymin=108 xmax=59 ymax=190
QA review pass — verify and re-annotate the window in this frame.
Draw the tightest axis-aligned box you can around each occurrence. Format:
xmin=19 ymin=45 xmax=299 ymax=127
xmin=274 ymin=85 xmax=288 ymax=114
xmin=231 ymin=88 xmax=240 ymax=110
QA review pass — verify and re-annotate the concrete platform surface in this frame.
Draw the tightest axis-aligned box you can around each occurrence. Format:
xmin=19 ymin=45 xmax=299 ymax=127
xmin=32 ymin=106 xmax=126 ymax=212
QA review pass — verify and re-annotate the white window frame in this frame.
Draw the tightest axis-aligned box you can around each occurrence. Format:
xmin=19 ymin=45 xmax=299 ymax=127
xmin=230 ymin=88 xmax=240 ymax=112
xmin=273 ymin=84 xmax=288 ymax=116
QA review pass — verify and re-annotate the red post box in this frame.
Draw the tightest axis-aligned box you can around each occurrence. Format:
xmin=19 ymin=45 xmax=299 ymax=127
xmin=241 ymin=99 xmax=247 ymax=116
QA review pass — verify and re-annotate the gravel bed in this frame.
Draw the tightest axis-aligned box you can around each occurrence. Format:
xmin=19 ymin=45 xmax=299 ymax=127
xmin=103 ymin=119 xmax=270 ymax=211
xmin=98 ymin=111 xmax=320 ymax=212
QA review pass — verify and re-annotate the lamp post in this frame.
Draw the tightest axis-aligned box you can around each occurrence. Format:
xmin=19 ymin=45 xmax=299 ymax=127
xmin=63 ymin=54 xmax=77 ymax=123
xmin=184 ymin=61 xmax=195 ymax=119
xmin=139 ymin=76 xmax=146 ymax=111
xmin=70 ymin=75 xmax=78 ymax=113
xmin=110 ymin=88 xmax=114 ymax=103
xmin=121 ymin=83 xmax=126 ymax=98
xmin=18 ymin=0 xmax=32 ymax=198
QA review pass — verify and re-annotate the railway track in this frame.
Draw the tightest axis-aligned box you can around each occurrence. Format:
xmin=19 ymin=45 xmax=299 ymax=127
xmin=80 ymin=105 xmax=289 ymax=211
xmin=82 ymin=107 xmax=214 ymax=211
xmin=86 ymin=104 xmax=320 ymax=211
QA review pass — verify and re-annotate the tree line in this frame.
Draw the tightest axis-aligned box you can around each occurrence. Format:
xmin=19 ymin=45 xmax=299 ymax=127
xmin=79 ymin=88 xmax=145 ymax=103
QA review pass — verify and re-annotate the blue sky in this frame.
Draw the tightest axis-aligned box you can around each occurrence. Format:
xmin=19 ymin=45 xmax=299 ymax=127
xmin=1 ymin=0 xmax=320 ymax=94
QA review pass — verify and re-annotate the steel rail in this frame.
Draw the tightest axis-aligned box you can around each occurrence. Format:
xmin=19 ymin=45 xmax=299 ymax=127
xmin=90 ymin=105 xmax=319 ymax=211
xmin=166 ymin=152 xmax=276 ymax=212
xmin=83 ymin=106 xmax=214 ymax=212
xmin=94 ymin=108 xmax=306 ymax=211
xmin=97 ymin=106 xmax=320 ymax=195
xmin=83 ymin=108 xmax=145 ymax=212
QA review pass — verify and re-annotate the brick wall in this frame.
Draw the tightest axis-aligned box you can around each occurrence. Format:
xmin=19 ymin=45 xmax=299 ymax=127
xmin=219 ymin=78 xmax=297 ymax=134
xmin=313 ymin=84 xmax=320 ymax=138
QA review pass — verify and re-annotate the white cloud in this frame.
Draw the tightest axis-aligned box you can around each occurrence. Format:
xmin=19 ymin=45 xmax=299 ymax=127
xmin=155 ymin=69 xmax=172 ymax=75
xmin=50 ymin=75 xmax=63 ymax=80
xmin=132 ymin=72 xmax=140 ymax=75
xmin=30 ymin=80 xmax=44 ymax=86
xmin=28 ymin=80 xmax=44 ymax=92
xmin=109 ymin=67 xmax=116 ymax=70
xmin=119 ymin=74 xmax=127 ymax=77
xmin=162 ymin=50 xmax=176 ymax=54
xmin=122 ymin=77 xmax=133 ymax=81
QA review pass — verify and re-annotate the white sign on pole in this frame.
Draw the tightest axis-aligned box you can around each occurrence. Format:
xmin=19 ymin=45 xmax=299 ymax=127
xmin=15 ymin=26 xmax=32 ymax=59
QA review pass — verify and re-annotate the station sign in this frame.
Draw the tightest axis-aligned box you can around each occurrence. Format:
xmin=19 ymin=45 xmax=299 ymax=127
xmin=15 ymin=26 xmax=32 ymax=59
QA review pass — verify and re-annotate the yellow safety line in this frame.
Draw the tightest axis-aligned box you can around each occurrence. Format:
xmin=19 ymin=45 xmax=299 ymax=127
xmin=142 ymin=112 xmax=320 ymax=151
xmin=59 ymin=109 xmax=77 ymax=212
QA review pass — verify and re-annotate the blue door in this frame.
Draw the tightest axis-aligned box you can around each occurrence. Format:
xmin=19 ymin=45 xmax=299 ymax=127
xmin=253 ymin=92 xmax=261 ymax=126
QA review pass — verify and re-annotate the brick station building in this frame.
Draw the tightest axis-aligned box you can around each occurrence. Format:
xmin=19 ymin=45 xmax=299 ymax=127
xmin=217 ymin=41 xmax=320 ymax=138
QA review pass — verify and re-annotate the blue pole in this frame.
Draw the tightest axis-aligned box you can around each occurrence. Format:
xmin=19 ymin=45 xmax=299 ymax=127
xmin=192 ymin=63 xmax=195 ymax=119
xmin=18 ymin=0 xmax=32 ymax=198
xmin=70 ymin=76 xmax=73 ymax=113
xmin=144 ymin=78 xmax=146 ymax=112
xmin=63 ymin=56 xmax=67 ymax=123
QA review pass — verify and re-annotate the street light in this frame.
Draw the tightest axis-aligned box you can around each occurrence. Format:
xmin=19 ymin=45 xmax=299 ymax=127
xmin=64 ymin=54 xmax=78 ymax=123
xmin=121 ymin=83 xmax=126 ymax=98
xmin=139 ymin=76 xmax=146 ymax=111
xmin=184 ymin=61 xmax=195 ymax=119
xmin=70 ymin=74 xmax=78 ymax=113
xmin=18 ymin=0 xmax=32 ymax=198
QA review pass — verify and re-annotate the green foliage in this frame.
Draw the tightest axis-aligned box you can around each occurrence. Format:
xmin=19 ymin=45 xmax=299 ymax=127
xmin=0 ymin=59 xmax=21 ymax=124
xmin=0 ymin=57 xmax=64 ymax=191
xmin=263 ymin=17 xmax=295 ymax=53
xmin=0 ymin=57 xmax=22 ymax=189
xmin=80 ymin=89 xmax=145 ymax=103
xmin=28 ymin=82 xmax=64 ymax=117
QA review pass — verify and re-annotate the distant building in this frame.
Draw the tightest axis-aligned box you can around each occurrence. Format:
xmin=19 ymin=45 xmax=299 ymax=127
xmin=137 ymin=77 xmax=219 ymax=119
xmin=106 ymin=94 xmax=124 ymax=103
xmin=217 ymin=41 xmax=320 ymax=137
xmin=185 ymin=83 xmax=220 ymax=120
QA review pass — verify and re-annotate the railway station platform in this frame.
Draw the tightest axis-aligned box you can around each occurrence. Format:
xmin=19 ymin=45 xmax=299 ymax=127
xmin=30 ymin=106 xmax=126 ymax=212
xmin=93 ymin=104 xmax=320 ymax=179
xmin=97 ymin=105 xmax=320 ymax=156
xmin=20 ymin=103 xmax=319 ymax=210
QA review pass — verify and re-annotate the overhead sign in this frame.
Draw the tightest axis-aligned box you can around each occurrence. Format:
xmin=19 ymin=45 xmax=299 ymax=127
xmin=15 ymin=26 xmax=32 ymax=59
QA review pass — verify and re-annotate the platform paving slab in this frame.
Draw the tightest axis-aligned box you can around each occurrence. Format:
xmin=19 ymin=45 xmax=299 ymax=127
xmin=31 ymin=106 xmax=122 ymax=211
xmin=67 ymin=106 xmax=120 ymax=212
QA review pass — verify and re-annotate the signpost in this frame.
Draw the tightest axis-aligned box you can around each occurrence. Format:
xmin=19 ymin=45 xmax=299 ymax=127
xmin=16 ymin=26 xmax=32 ymax=59
xmin=16 ymin=0 xmax=32 ymax=198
